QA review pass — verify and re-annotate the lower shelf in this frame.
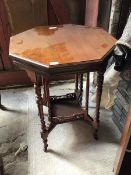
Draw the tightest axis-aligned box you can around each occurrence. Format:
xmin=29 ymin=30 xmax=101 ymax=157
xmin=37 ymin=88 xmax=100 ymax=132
xmin=49 ymin=99 xmax=93 ymax=125
xmin=51 ymin=100 xmax=83 ymax=118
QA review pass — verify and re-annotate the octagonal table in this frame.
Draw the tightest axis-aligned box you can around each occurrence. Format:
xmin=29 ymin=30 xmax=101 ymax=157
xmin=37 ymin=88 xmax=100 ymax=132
xmin=10 ymin=24 xmax=116 ymax=152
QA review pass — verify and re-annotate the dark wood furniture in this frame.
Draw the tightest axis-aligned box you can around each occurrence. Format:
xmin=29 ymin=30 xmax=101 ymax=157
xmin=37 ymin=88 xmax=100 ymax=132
xmin=114 ymin=105 xmax=131 ymax=175
xmin=9 ymin=24 xmax=116 ymax=152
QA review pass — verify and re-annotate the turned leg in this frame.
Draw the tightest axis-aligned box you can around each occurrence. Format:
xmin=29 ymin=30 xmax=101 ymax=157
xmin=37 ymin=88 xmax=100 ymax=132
xmin=0 ymin=94 xmax=2 ymax=107
xmin=79 ymin=74 xmax=83 ymax=93
xmin=84 ymin=72 xmax=93 ymax=122
xmin=75 ymin=74 xmax=79 ymax=92
xmin=34 ymin=82 xmax=48 ymax=152
xmin=75 ymin=74 xmax=83 ymax=104
xmin=79 ymin=74 xmax=83 ymax=105
xmin=94 ymin=71 xmax=104 ymax=139
xmin=75 ymin=74 xmax=79 ymax=100
xmin=42 ymin=77 xmax=52 ymax=123
xmin=86 ymin=72 xmax=90 ymax=114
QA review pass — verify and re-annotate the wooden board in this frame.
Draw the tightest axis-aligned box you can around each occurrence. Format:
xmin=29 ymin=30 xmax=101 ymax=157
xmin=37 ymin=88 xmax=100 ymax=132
xmin=114 ymin=105 xmax=131 ymax=175
xmin=10 ymin=24 xmax=116 ymax=67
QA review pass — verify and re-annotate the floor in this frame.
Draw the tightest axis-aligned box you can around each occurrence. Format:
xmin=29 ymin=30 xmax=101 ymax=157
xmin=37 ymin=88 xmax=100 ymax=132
xmin=0 ymin=81 xmax=121 ymax=175
xmin=0 ymin=88 xmax=28 ymax=175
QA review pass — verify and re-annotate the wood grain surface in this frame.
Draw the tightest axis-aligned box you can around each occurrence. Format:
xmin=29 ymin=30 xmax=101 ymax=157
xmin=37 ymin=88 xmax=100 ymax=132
xmin=10 ymin=24 xmax=116 ymax=67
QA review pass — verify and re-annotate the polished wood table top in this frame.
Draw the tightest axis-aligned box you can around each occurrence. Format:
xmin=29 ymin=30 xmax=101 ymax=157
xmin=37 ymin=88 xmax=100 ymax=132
xmin=10 ymin=24 xmax=116 ymax=69
xmin=9 ymin=24 xmax=117 ymax=152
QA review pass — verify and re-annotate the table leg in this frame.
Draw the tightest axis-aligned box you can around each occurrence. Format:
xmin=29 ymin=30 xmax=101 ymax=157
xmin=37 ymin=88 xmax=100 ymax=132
xmin=42 ymin=77 xmax=51 ymax=120
xmin=86 ymin=72 xmax=90 ymax=114
xmin=0 ymin=94 xmax=2 ymax=108
xmin=94 ymin=71 xmax=104 ymax=139
xmin=34 ymin=82 xmax=48 ymax=152
xmin=79 ymin=74 xmax=83 ymax=104
xmin=75 ymin=74 xmax=79 ymax=92
xmin=75 ymin=74 xmax=83 ymax=104
xmin=0 ymin=93 xmax=7 ymax=111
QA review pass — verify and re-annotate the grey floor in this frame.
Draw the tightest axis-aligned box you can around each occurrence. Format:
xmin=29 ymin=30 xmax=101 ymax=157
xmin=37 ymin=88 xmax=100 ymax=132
xmin=0 ymin=82 xmax=121 ymax=175
xmin=28 ymin=82 xmax=120 ymax=175
xmin=0 ymin=88 xmax=28 ymax=175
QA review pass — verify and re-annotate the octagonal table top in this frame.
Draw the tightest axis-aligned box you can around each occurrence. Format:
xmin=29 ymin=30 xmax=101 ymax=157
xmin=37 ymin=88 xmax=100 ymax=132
xmin=9 ymin=24 xmax=116 ymax=68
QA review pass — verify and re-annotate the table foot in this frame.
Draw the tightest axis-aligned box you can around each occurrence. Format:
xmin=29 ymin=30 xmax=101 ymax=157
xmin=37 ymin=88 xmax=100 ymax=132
xmin=44 ymin=139 xmax=48 ymax=152
xmin=41 ymin=131 xmax=48 ymax=152
xmin=0 ymin=94 xmax=7 ymax=111
xmin=93 ymin=130 xmax=99 ymax=140
xmin=92 ymin=119 xmax=99 ymax=140
xmin=0 ymin=104 xmax=7 ymax=111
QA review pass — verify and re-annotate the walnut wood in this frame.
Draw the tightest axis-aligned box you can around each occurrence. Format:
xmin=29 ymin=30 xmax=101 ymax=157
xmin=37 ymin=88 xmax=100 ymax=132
xmin=10 ymin=25 xmax=116 ymax=69
xmin=75 ymin=74 xmax=79 ymax=91
xmin=34 ymin=81 xmax=48 ymax=152
xmin=50 ymin=99 xmax=93 ymax=124
xmin=93 ymin=70 xmax=105 ymax=139
xmin=42 ymin=76 xmax=52 ymax=123
xmin=96 ymin=71 xmax=104 ymax=121
xmin=10 ymin=25 xmax=116 ymax=152
xmin=53 ymin=113 xmax=85 ymax=124
xmin=47 ymin=122 xmax=56 ymax=133
xmin=79 ymin=74 xmax=83 ymax=105
xmin=51 ymin=100 xmax=83 ymax=117
xmin=86 ymin=72 xmax=90 ymax=114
